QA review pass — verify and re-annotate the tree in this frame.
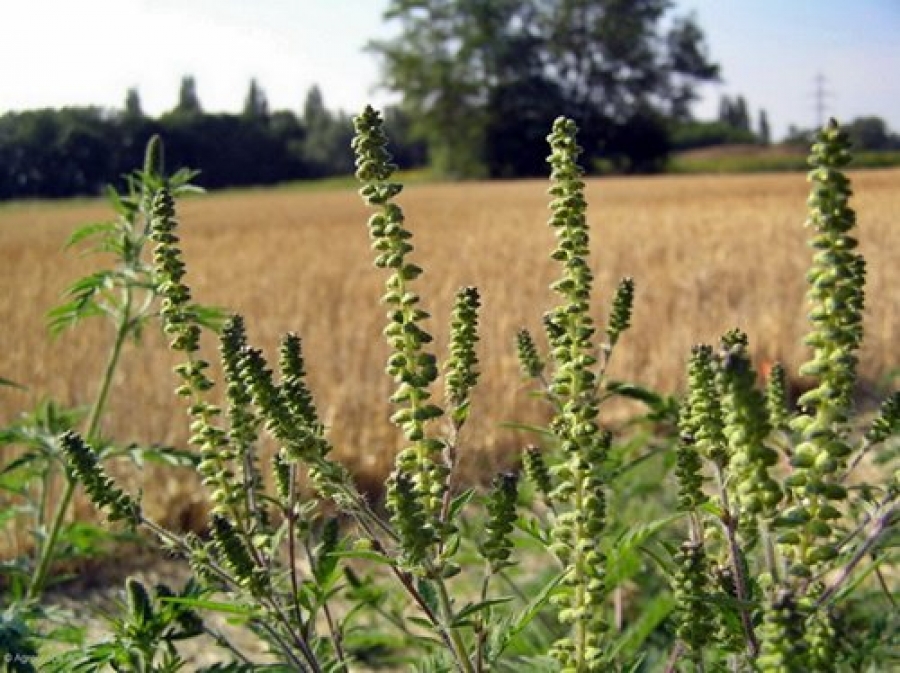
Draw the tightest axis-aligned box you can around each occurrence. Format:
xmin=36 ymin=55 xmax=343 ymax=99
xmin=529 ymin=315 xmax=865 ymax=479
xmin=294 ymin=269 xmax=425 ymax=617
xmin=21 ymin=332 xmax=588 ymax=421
xmin=371 ymin=0 xmax=718 ymax=177
xmin=846 ymin=116 xmax=898 ymax=150
xmin=243 ymin=78 xmax=269 ymax=121
xmin=301 ymin=86 xmax=355 ymax=176
xmin=758 ymin=109 xmax=771 ymax=145
xmin=174 ymin=75 xmax=202 ymax=116
xmin=124 ymin=88 xmax=144 ymax=119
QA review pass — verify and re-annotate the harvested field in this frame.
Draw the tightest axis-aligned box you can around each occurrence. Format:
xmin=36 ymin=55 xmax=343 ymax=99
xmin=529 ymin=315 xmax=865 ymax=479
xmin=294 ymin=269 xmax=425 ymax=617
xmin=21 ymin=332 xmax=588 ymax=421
xmin=1 ymin=169 xmax=897 ymax=533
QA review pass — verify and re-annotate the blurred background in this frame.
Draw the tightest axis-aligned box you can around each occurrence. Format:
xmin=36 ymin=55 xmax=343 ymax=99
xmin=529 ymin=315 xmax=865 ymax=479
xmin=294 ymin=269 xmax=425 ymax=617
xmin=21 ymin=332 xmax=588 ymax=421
xmin=1 ymin=0 xmax=899 ymax=196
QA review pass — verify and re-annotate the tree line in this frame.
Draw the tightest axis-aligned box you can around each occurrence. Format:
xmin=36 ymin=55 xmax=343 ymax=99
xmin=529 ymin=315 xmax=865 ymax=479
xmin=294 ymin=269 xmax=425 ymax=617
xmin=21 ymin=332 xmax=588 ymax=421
xmin=3 ymin=0 xmax=898 ymax=199
xmin=0 ymin=78 xmax=426 ymax=200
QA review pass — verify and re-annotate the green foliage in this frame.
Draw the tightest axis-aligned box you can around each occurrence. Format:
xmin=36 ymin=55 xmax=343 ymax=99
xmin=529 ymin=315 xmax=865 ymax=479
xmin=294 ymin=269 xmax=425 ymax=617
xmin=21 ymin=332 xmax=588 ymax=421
xmin=2 ymin=114 xmax=896 ymax=673
xmin=371 ymin=0 xmax=718 ymax=177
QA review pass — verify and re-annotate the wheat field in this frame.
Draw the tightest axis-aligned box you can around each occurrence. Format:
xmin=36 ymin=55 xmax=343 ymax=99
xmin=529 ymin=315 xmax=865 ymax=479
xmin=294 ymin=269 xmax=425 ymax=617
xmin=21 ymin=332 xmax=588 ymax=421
xmin=1 ymin=169 xmax=897 ymax=529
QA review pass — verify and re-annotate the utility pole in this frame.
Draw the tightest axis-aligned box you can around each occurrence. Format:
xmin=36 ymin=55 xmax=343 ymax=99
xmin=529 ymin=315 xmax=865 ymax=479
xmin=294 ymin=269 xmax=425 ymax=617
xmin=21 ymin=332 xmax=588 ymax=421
xmin=811 ymin=73 xmax=833 ymax=129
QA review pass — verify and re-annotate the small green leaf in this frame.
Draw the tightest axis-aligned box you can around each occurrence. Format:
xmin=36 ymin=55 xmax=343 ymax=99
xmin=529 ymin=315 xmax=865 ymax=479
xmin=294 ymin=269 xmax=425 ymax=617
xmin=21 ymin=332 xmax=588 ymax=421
xmin=64 ymin=221 xmax=117 ymax=250
xmin=159 ymin=596 xmax=259 ymax=617
xmin=451 ymin=597 xmax=514 ymax=628
xmin=509 ymin=569 xmax=568 ymax=636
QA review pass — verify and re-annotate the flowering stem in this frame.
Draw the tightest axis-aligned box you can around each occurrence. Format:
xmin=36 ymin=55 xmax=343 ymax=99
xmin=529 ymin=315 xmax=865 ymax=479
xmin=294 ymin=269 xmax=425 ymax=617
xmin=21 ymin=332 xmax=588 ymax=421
xmin=28 ymin=284 xmax=134 ymax=600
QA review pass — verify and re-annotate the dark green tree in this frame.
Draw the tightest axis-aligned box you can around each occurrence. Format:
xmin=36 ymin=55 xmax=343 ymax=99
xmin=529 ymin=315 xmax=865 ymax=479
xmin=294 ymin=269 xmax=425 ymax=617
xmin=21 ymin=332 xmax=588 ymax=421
xmin=173 ymin=75 xmax=202 ymax=116
xmin=371 ymin=0 xmax=718 ymax=177
xmin=301 ymin=85 xmax=354 ymax=176
xmin=846 ymin=116 xmax=898 ymax=150
xmin=758 ymin=109 xmax=771 ymax=145
xmin=242 ymin=78 xmax=270 ymax=121
xmin=124 ymin=87 xmax=144 ymax=119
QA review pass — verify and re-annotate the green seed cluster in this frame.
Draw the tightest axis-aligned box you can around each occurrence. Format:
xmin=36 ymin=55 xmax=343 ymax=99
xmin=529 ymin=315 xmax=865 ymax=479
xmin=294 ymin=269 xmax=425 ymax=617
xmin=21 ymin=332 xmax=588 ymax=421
xmin=150 ymin=189 xmax=202 ymax=354
xmin=60 ymin=430 xmax=141 ymax=525
xmin=781 ymin=121 xmax=864 ymax=577
xmin=515 ymin=328 xmax=545 ymax=379
xmin=717 ymin=330 xmax=782 ymax=522
xmin=444 ymin=286 xmax=481 ymax=413
xmin=238 ymin=345 xmax=328 ymax=463
xmin=757 ymin=589 xmax=807 ymax=672
xmin=353 ymin=106 xmax=447 ymax=567
xmin=683 ymin=345 xmax=729 ymax=465
xmin=765 ymin=361 xmax=790 ymax=430
xmin=482 ymin=472 xmax=519 ymax=572
xmin=150 ymin=188 xmax=229 ymax=511
xmin=674 ymin=407 xmax=707 ymax=512
xmin=210 ymin=513 xmax=265 ymax=593
xmin=605 ymin=276 xmax=635 ymax=347
xmin=523 ymin=445 xmax=554 ymax=505
xmin=865 ymin=391 xmax=899 ymax=445
xmin=542 ymin=117 xmax=609 ymax=672
xmin=671 ymin=540 xmax=714 ymax=654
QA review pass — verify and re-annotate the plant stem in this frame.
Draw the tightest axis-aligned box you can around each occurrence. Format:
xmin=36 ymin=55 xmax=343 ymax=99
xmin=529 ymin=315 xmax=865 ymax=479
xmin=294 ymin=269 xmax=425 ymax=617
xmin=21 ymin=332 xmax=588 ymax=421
xmin=816 ymin=500 xmax=897 ymax=608
xmin=713 ymin=464 xmax=759 ymax=657
xmin=434 ymin=573 xmax=475 ymax=673
xmin=28 ymin=288 xmax=134 ymax=599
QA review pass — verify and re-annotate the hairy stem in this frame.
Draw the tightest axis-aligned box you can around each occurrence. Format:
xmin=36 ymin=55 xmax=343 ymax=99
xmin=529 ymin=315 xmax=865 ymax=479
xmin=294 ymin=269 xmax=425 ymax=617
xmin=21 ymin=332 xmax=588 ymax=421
xmin=28 ymin=286 xmax=134 ymax=599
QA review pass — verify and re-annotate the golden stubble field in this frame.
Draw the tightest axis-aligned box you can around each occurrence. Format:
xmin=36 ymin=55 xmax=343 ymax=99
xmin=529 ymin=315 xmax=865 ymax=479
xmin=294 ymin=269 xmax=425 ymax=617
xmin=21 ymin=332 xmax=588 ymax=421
xmin=1 ymin=169 xmax=897 ymax=531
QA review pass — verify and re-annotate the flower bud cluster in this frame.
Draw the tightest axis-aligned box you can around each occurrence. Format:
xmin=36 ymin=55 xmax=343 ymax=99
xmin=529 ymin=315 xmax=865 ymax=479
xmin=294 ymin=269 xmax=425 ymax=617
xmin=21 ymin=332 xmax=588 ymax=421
xmin=674 ymin=407 xmax=707 ymax=512
xmin=516 ymin=328 xmax=545 ymax=380
xmin=211 ymin=513 xmax=265 ymax=593
xmin=765 ymin=361 xmax=790 ymax=430
xmin=671 ymin=540 xmax=714 ymax=653
xmin=150 ymin=189 xmax=202 ymax=355
xmin=482 ymin=472 xmax=519 ymax=572
xmin=543 ymin=116 xmax=609 ymax=672
xmin=523 ymin=445 xmax=554 ymax=505
xmin=605 ymin=276 xmax=635 ymax=347
xmin=444 ymin=286 xmax=481 ymax=416
xmin=866 ymin=391 xmax=899 ymax=445
xmin=683 ymin=345 xmax=728 ymax=465
xmin=716 ymin=330 xmax=782 ymax=523
xmin=238 ymin=345 xmax=328 ymax=463
xmin=781 ymin=121 xmax=864 ymax=577
xmin=60 ymin=430 xmax=140 ymax=525
xmin=353 ymin=106 xmax=448 ymax=568
xmin=757 ymin=588 xmax=807 ymax=672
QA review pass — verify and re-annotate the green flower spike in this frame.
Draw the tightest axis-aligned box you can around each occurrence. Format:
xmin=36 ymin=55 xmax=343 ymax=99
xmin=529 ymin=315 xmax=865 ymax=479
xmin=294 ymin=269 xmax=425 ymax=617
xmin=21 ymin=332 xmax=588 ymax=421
xmin=672 ymin=540 xmax=714 ymax=655
xmin=765 ymin=360 xmax=790 ymax=431
xmin=674 ymin=406 xmax=708 ymax=512
xmin=515 ymin=328 xmax=545 ymax=380
xmin=865 ymin=391 xmax=899 ymax=445
xmin=210 ymin=513 xmax=264 ymax=593
xmin=756 ymin=588 xmax=807 ymax=673
xmin=354 ymin=106 xmax=448 ymax=564
xmin=716 ymin=329 xmax=782 ymax=523
xmin=445 ymin=286 xmax=482 ymax=421
xmin=386 ymin=470 xmax=435 ymax=570
xmin=60 ymin=430 xmax=140 ymax=525
xmin=523 ymin=445 xmax=554 ymax=506
xmin=782 ymin=121 xmax=865 ymax=576
xmin=605 ymin=276 xmax=635 ymax=347
xmin=482 ymin=472 xmax=519 ymax=572
xmin=684 ymin=344 xmax=729 ymax=466
xmin=149 ymin=188 xmax=202 ymax=355
xmin=542 ymin=117 xmax=609 ymax=672
xmin=280 ymin=333 xmax=322 ymax=430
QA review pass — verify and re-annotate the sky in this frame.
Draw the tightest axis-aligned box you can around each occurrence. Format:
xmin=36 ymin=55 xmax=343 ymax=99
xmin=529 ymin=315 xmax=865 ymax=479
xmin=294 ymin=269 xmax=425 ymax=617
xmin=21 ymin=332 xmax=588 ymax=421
xmin=1 ymin=0 xmax=898 ymax=141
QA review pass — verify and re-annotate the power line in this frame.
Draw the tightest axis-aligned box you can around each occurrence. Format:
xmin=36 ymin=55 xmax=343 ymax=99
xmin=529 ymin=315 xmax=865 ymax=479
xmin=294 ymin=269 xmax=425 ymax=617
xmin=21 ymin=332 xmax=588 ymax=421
xmin=811 ymin=72 xmax=834 ymax=129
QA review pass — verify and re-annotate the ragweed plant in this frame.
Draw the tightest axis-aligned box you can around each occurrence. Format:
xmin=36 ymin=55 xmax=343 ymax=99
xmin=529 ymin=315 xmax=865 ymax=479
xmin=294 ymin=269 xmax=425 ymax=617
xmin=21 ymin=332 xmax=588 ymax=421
xmin=668 ymin=121 xmax=898 ymax=672
xmin=4 ymin=114 xmax=894 ymax=673
xmin=0 ymin=138 xmax=211 ymax=603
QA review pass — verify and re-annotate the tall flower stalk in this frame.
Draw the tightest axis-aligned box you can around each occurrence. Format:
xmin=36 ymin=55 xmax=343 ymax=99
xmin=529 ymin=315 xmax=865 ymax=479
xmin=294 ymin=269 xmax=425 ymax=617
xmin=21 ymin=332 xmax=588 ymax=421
xmin=541 ymin=117 xmax=610 ymax=672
